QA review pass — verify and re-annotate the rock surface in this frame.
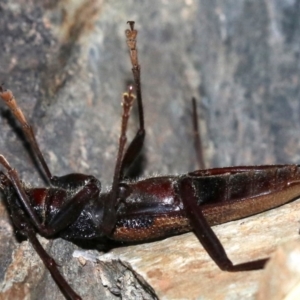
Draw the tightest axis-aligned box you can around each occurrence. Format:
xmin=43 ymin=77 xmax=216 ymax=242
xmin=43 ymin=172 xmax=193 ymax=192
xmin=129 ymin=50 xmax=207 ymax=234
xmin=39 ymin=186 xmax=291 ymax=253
xmin=257 ymin=240 xmax=300 ymax=300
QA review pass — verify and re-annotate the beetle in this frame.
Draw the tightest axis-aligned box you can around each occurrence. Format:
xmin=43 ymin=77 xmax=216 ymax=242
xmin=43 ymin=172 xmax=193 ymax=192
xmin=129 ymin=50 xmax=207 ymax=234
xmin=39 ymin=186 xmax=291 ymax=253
xmin=1 ymin=21 xmax=300 ymax=300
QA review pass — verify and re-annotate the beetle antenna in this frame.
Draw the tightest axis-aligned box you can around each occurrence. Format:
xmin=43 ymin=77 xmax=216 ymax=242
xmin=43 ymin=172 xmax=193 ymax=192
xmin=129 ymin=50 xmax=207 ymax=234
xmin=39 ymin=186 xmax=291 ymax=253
xmin=192 ymin=97 xmax=205 ymax=169
xmin=112 ymin=86 xmax=135 ymax=190
xmin=102 ymin=86 xmax=135 ymax=235
xmin=119 ymin=21 xmax=146 ymax=178
xmin=0 ymin=86 xmax=52 ymax=181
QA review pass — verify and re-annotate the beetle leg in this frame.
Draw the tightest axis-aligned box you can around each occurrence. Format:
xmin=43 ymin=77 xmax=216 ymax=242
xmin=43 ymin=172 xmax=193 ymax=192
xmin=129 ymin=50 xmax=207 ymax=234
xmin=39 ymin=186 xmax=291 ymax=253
xmin=179 ymin=176 xmax=268 ymax=271
xmin=0 ymin=155 xmax=100 ymax=237
xmin=4 ymin=180 xmax=82 ymax=300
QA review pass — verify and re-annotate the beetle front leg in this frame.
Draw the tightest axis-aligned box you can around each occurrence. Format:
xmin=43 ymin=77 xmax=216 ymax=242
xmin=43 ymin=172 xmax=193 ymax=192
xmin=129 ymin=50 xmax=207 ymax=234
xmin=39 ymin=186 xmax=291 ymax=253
xmin=2 ymin=177 xmax=82 ymax=300
xmin=179 ymin=177 xmax=268 ymax=271
xmin=0 ymin=155 xmax=101 ymax=237
xmin=46 ymin=174 xmax=101 ymax=233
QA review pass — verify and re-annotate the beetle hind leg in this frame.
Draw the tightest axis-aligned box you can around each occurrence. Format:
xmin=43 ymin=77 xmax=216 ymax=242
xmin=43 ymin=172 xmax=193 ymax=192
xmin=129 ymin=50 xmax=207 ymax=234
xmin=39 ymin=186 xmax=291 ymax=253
xmin=179 ymin=177 xmax=268 ymax=272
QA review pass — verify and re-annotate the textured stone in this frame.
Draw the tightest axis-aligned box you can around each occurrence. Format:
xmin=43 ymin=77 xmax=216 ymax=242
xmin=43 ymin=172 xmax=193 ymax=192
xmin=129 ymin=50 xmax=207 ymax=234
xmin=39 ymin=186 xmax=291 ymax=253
xmin=257 ymin=240 xmax=300 ymax=300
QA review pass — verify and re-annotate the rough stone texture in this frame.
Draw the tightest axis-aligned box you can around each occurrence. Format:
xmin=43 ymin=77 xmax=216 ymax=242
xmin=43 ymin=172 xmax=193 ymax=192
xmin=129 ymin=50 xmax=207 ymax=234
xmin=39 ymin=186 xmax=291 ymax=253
xmin=257 ymin=240 xmax=300 ymax=300
xmin=0 ymin=0 xmax=300 ymax=299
